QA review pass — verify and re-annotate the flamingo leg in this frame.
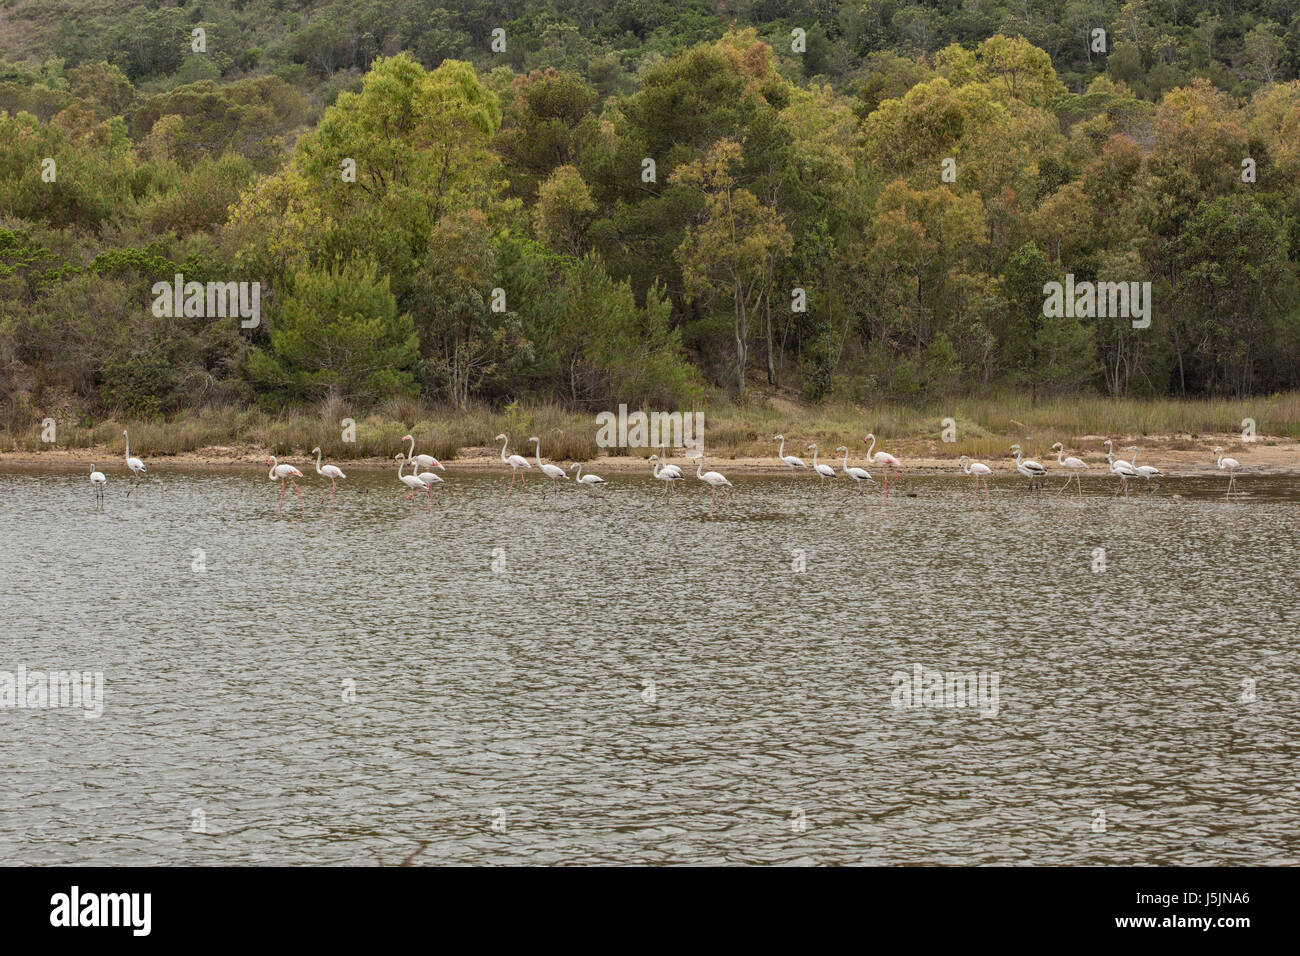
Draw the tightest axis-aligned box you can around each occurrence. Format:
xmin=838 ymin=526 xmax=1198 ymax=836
xmin=279 ymin=478 xmax=287 ymax=512
xmin=292 ymin=478 xmax=304 ymax=514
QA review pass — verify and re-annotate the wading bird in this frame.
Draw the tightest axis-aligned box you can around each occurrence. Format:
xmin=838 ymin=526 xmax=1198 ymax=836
xmin=958 ymin=455 xmax=993 ymax=500
xmin=835 ymin=446 xmax=874 ymax=490
xmin=1103 ymin=442 xmax=1138 ymax=498
xmin=1213 ymin=446 xmax=1240 ymax=497
xmin=657 ymin=445 xmax=683 ymax=481
xmin=414 ymin=460 xmax=444 ymax=500
xmin=90 ymin=465 xmax=106 ymax=506
xmin=311 ymin=446 xmax=346 ymax=499
xmin=807 ymin=443 xmax=836 ymax=481
xmin=495 ymin=434 xmax=531 ymax=497
xmin=268 ymin=456 xmax=305 ymax=514
xmin=1051 ymin=442 xmax=1088 ymax=496
xmin=774 ymin=435 xmax=807 ymax=478
xmin=695 ymin=456 xmax=732 ymax=512
xmin=395 ymin=453 xmax=428 ymax=502
xmin=529 ymin=436 xmax=568 ymax=494
xmin=1128 ymin=446 xmax=1163 ymax=494
xmin=123 ymin=430 xmax=147 ymax=497
xmin=1010 ymin=444 xmax=1047 ymax=492
xmin=401 ymin=435 xmax=443 ymax=473
xmin=863 ymin=434 xmax=902 ymax=499
xmin=649 ymin=454 xmax=683 ymax=493
xmin=570 ymin=463 xmax=607 ymax=489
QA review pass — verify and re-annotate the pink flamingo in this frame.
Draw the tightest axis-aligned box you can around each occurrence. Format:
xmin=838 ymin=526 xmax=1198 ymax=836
xmin=395 ymin=454 xmax=428 ymax=503
xmin=311 ymin=446 xmax=346 ymax=500
xmin=863 ymin=433 xmax=902 ymax=499
xmin=401 ymin=435 xmax=443 ymax=473
xmin=496 ymin=434 xmax=531 ymax=498
xmin=268 ymin=456 xmax=305 ymax=514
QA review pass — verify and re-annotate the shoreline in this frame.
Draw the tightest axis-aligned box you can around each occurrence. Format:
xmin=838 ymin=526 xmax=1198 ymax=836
xmin=2 ymin=434 xmax=1296 ymax=475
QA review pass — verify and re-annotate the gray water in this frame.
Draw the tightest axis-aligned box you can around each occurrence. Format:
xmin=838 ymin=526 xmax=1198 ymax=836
xmin=1 ymin=464 xmax=1297 ymax=865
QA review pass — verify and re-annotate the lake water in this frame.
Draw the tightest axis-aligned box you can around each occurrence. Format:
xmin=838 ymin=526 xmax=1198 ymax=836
xmin=1 ymin=464 xmax=1297 ymax=865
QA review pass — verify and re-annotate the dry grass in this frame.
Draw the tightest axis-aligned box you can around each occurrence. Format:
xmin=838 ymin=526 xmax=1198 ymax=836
xmin=3 ymin=392 xmax=1296 ymax=460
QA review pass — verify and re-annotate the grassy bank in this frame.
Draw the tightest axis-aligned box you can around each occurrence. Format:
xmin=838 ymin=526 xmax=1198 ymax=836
xmin=4 ymin=392 xmax=1298 ymax=463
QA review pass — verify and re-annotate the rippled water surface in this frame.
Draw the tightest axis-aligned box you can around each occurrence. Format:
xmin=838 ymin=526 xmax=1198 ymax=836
xmin=1 ymin=464 xmax=1297 ymax=865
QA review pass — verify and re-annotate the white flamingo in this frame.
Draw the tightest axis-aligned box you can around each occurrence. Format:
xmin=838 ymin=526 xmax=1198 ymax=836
xmin=311 ymin=446 xmax=346 ymax=499
xmin=863 ymin=433 xmax=902 ymax=498
xmin=807 ymin=443 xmax=836 ymax=481
xmin=414 ymin=461 xmax=444 ymax=500
xmin=90 ymin=465 xmax=106 ymax=506
xmin=657 ymin=444 xmax=683 ymax=480
xmin=1010 ymin=444 xmax=1047 ymax=492
xmin=267 ymin=456 xmax=305 ymax=514
xmin=1128 ymin=446 xmax=1163 ymax=493
xmin=695 ymin=456 xmax=732 ymax=512
xmin=1051 ymin=442 xmax=1088 ymax=496
xmin=495 ymin=434 xmax=531 ymax=497
xmin=958 ymin=455 xmax=993 ymax=500
xmin=1213 ymin=445 xmax=1240 ymax=497
xmin=395 ymin=453 xmax=428 ymax=502
xmin=774 ymin=434 xmax=807 ymax=478
xmin=835 ymin=446 xmax=874 ymax=490
xmin=570 ymin=463 xmax=607 ymax=489
xmin=401 ymin=434 xmax=443 ymax=473
xmin=123 ymin=429 xmax=147 ymax=497
xmin=1103 ymin=441 xmax=1137 ymax=498
xmin=529 ymin=436 xmax=568 ymax=494
xmin=649 ymin=454 xmax=683 ymax=493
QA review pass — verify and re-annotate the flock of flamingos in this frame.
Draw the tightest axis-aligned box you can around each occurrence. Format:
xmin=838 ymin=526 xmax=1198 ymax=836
xmin=86 ymin=429 xmax=1246 ymax=513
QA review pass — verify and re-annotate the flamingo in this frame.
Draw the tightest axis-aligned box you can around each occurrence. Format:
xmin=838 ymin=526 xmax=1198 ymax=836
xmin=267 ymin=456 xmax=305 ymax=514
xmin=311 ymin=446 xmax=346 ymax=499
xmin=1213 ymin=446 xmax=1240 ymax=497
xmin=774 ymin=434 xmax=807 ymax=478
xmin=1051 ymin=442 xmax=1088 ymax=496
xmin=401 ymin=435 xmax=443 ymax=473
xmin=570 ymin=463 xmax=607 ymax=489
xmin=657 ymin=444 xmax=683 ymax=480
xmin=1128 ymin=446 xmax=1163 ymax=494
xmin=835 ymin=446 xmax=874 ymax=490
xmin=863 ymin=434 xmax=902 ymax=498
xmin=528 ymin=436 xmax=568 ymax=494
xmin=394 ymin=453 xmax=428 ymax=502
xmin=495 ymin=434 xmax=531 ymax=497
xmin=649 ymin=454 xmax=683 ymax=493
xmin=1103 ymin=441 xmax=1137 ymax=498
xmin=414 ymin=461 xmax=444 ymax=500
xmin=1010 ymin=444 xmax=1047 ymax=492
xmin=123 ymin=430 xmax=147 ymax=497
xmin=958 ymin=455 xmax=993 ymax=500
xmin=807 ymin=444 xmax=836 ymax=481
xmin=695 ymin=456 xmax=732 ymax=512
xmin=90 ymin=465 xmax=106 ymax=506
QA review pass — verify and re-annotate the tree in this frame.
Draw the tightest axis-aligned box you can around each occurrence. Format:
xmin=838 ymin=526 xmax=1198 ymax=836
xmin=673 ymin=140 xmax=793 ymax=393
xmin=247 ymin=262 xmax=418 ymax=404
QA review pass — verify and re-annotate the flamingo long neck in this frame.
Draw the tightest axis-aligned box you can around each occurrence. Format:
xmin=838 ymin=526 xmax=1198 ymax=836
xmin=1056 ymin=446 xmax=1065 ymax=465
xmin=652 ymin=459 xmax=661 ymax=478
xmin=840 ymin=448 xmax=849 ymax=471
xmin=574 ymin=465 xmax=583 ymax=480
xmin=778 ymin=436 xmax=786 ymax=459
xmin=405 ymin=436 xmax=416 ymax=462
xmin=499 ymin=439 xmax=509 ymax=463
xmin=696 ymin=458 xmax=704 ymax=478
xmin=533 ymin=441 xmax=543 ymax=467
xmin=268 ymin=457 xmax=278 ymax=480
xmin=962 ymin=459 xmax=972 ymax=475
xmin=866 ymin=435 xmax=876 ymax=458
xmin=1130 ymin=449 xmax=1139 ymax=466
xmin=809 ymin=446 xmax=818 ymax=467
xmin=1216 ymin=449 xmax=1224 ymax=467
xmin=124 ymin=433 xmax=130 ymax=461
xmin=315 ymin=448 xmax=324 ymax=473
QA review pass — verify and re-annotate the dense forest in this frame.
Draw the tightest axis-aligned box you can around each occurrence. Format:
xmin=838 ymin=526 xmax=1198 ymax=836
xmin=1 ymin=0 xmax=1298 ymax=428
